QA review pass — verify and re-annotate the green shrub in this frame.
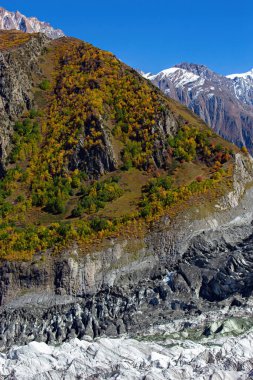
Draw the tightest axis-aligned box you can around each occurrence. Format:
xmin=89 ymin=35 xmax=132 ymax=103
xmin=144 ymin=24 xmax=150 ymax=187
xmin=16 ymin=195 xmax=25 ymax=203
xmin=39 ymin=79 xmax=51 ymax=91
xmin=71 ymin=204 xmax=84 ymax=217
xmin=90 ymin=217 xmax=110 ymax=232
xmin=0 ymin=202 xmax=13 ymax=218
xmin=77 ymin=222 xmax=91 ymax=238
xmin=72 ymin=178 xmax=123 ymax=217
xmin=122 ymin=159 xmax=133 ymax=171
xmin=45 ymin=196 xmax=66 ymax=215
xmin=122 ymin=140 xmax=143 ymax=169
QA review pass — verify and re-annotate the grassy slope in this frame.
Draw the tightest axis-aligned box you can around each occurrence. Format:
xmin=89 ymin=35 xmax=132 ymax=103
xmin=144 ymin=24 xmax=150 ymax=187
xmin=0 ymin=33 xmax=243 ymax=261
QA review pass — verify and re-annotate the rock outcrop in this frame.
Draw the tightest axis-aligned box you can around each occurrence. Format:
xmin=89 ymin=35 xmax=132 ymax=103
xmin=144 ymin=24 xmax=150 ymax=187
xmin=0 ymin=31 xmax=49 ymax=175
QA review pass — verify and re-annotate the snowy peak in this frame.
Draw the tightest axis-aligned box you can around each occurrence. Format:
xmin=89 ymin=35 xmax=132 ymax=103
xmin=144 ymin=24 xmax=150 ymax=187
xmin=175 ymin=62 xmax=214 ymax=79
xmin=227 ymin=68 xmax=253 ymax=80
xmin=146 ymin=66 xmax=203 ymax=88
xmin=143 ymin=62 xmax=253 ymax=106
xmin=226 ymin=69 xmax=253 ymax=106
xmin=142 ymin=62 xmax=253 ymax=153
xmin=0 ymin=7 xmax=64 ymax=39
xmin=175 ymin=63 xmax=233 ymax=87
xmin=145 ymin=62 xmax=229 ymax=90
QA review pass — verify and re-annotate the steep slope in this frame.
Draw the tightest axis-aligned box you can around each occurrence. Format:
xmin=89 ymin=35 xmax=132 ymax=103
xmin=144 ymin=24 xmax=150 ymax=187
xmin=0 ymin=31 xmax=253 ymax=350
xmin=0 ymin=31 xmax=241 ymax=261
xmin=0 ymin=30 xmax=49 ymax=175
xmin=0 ymin=7 xmax=64 ymax=39
xmin=145 ymin=63 xmax=253 ymax=153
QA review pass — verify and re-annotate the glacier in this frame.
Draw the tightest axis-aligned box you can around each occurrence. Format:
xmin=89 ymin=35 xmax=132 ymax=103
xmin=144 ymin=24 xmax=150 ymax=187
xmin=1 ymin=327 xmax=253 ymax=379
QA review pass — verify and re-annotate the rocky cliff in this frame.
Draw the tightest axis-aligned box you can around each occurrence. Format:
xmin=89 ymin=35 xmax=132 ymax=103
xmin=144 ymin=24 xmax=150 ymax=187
xmin=0 ymin=30 xmax=49 ymax=175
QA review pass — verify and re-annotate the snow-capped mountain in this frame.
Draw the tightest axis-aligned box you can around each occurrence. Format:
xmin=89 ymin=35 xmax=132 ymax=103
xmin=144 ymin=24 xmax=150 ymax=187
xmin=227 ymin=69 xmax=253 ymax=106
xmin=144 ymin=63 xmax=253 ymax=153
xmin=0 ymin=7 xmax=64 ymax=39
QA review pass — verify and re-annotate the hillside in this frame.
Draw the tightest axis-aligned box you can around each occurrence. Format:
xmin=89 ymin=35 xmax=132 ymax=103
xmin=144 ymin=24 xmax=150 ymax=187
xmin=0 ymin=31 xmax=243 ymax=262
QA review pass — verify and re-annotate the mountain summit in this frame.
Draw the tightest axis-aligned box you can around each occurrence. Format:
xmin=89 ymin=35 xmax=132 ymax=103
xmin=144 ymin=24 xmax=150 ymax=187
xmin=0 ymin=7 xmax=64 ymax=39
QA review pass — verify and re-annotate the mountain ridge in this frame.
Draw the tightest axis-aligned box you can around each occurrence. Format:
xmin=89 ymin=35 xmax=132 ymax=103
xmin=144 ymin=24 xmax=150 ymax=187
xmin=144 ymin=63 xmax=253 ymax=153
xmin=0 ymin=7 xmax=64 ymax=39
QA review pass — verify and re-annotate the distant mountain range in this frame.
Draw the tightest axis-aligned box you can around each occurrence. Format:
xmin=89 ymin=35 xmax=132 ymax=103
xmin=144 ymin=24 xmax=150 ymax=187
xmin=143 ymin=64 xmax=253 ymax=153
xmin=0 ymin=7 xmax=64 ymax=39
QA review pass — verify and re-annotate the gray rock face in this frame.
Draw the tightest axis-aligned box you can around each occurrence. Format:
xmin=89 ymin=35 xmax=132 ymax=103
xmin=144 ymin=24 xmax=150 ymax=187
xmin=68 ymin=104 xmax=180 ymax=177
xmin=68 ymin=117 xmax=118 ymax=177
xmin=0 ymin=154 xmax=253 ymax=351
xmin=144 ymin=63 xmax=253 ymax=153
xmin=0 ymin=32 xmax=49 ymax=175
xmin=0 ymin=7 xmax=64 ymax=39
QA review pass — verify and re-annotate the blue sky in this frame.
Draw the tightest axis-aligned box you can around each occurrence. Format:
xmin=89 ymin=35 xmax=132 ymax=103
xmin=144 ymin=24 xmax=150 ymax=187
xmin=1 ymin=0 xmax=253 ymax=75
